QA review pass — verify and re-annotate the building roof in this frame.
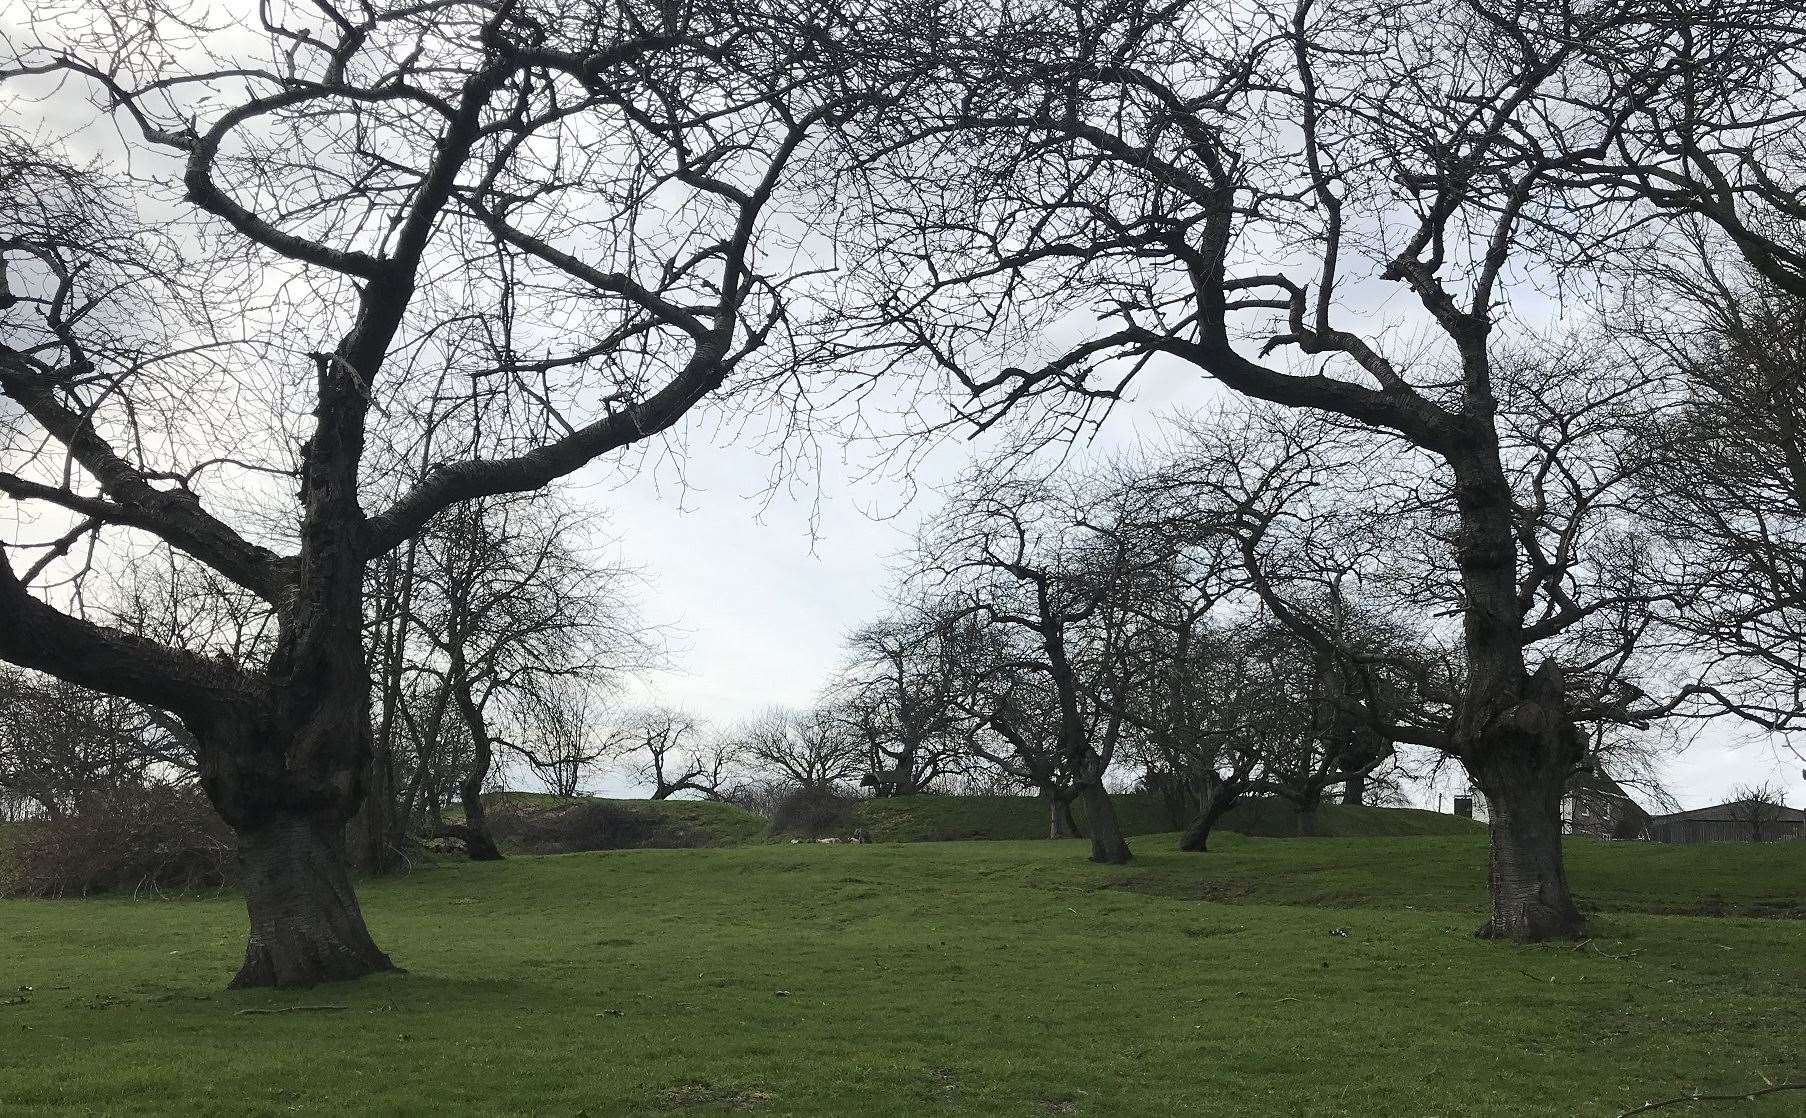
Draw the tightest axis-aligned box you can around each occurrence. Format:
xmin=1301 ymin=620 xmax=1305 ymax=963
xmin=1648 ymin=799 xmax=1806 ymax=823
xmin=1565 ymin=769 xmax=1652 ymax=818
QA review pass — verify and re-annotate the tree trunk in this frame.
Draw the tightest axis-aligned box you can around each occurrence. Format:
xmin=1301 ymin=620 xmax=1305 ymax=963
xmin=1465 ymin=670 xmax=1587 ymax=943
xmin=1078 ymin=781 xmax=1132 ymax=864
xmin=231 ymin=813 xmax=396 ymax=989
xmin=1473 ymin=771 xmax=1584 ymax=941
xmin=345 ymin=746 xmax=402 ymax=875
xmin=1045 ymin=792 xmax=1078 ymax=839
xmin=1340 ymin=770 xmax=1366 ymax=806
xmin=1178 ymin=777 xmax=1237 ymax=852
xmin=456 ymin=782 xmax=504 ymax=861
xmin=1292 ymin=784 xmax=1325 ymax=836
xmin=448 ymin=656 xmax=503 ymax=861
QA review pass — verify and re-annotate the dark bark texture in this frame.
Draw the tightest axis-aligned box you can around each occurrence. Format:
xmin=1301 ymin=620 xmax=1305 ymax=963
xmin=231 ymin=813 xmax=396 ymax=989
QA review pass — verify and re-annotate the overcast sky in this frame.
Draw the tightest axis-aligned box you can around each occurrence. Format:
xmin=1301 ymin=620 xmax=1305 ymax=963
xmin=575 ymin=363 xmax=1806 ymax=812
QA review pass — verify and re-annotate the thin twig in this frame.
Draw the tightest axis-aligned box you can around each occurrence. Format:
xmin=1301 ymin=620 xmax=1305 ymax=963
xmin=234 ymin=1005 xmax=351 ymax=1016
xmin=1618 ymin=1082 xmax=1806 ymax=1116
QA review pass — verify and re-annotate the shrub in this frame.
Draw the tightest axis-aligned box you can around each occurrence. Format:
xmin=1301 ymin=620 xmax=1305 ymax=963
xmin=767 ymin=784 xmax=859 ymax=839
xmin=1 ymin=783 xmax=235 ymax=897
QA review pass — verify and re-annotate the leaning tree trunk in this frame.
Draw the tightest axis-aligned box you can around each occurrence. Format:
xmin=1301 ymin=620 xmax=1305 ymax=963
xmin=1178 ymin=775 xmax=1238 ymax=853
xmin=1078 ymin=781 xmax=1132 ymax=864
xmin=232 ymin=812 xmax=397 ymax=989
xmin=455 ymin=775 xmax=504 ymax=861
xmin=447 ymin=656 xmax=504 ymax=861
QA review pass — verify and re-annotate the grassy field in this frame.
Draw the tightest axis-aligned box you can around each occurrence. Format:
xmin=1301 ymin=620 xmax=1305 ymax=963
xmin=3 ymin=831 xmax=1802 ymax=1116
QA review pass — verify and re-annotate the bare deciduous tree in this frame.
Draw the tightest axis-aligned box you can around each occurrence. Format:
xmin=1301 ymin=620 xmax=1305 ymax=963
xmin=0 ymin=0 xmax=869 ymax=986
xmin=842 ymin=0 xmax=1686 ymax=938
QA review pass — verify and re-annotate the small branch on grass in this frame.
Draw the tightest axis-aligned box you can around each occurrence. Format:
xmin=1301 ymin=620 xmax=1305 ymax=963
xmin=1618 ymin=1082 xmax=1806 ymax=1116
xmin=234 ymin=1005 xmax=352 ymax=1016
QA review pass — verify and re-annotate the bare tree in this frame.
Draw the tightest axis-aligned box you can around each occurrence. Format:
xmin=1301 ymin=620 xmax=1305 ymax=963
xmin=911 ymin=464 xmax=1177 ymax=863
xmin=409 ymin=495 xmax=651 ymax=860
xmin=613 ymin=707 xmax=738 ymax=800
xmin=0 ymin=667 xmax=193 ymax=818
xmin=842 ymin=0 xmax=1686 ymax=938
xmin=831 ymin=607 xmax=967 ymax=796
xmin=1631 ymin=269 xmax=1806 ymax=753
xmin=513 ymin=681 xmax=609 ymax=800
xmin=0 ymin=0 xmax=871 ymax=986
xmin=1726 ymin=781 xmax=1792 ymax=843
xmin=734 ymin=707 xmax=864 ymax=791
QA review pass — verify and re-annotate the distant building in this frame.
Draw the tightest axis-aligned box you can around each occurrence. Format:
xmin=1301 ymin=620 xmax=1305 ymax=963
xmin=1646 ymin=800 xmax=1806 ymax=844
xmin=1562 ymin=770 xmax=1651 ymax=839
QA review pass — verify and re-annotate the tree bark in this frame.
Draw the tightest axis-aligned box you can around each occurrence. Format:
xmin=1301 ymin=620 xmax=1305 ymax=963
xmin=1045 ymin=791 xmax=1078 ymax=839
xmin=1078 ymin=781 xmax=1132 ymax=864
xmin=1340 ymin=770 xmax=1367 ymax=806
xmin=456 ymin=782 xmax=504 ymax=861
xmin=1178 ymin=776 xmax=1238 ymax=852
xmin=1473 ymin=769 xmax=1585 ymax=941
xmin=231 ymin=813 xmax=396 ymax=989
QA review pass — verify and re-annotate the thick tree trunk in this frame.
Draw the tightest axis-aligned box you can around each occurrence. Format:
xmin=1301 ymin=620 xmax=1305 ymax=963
xmin=1078 ymin=781 xmax=1132 ymax=864
xmin=1178 ymin=777 xmax=1237 ymax=852
xmin=1045 ymin=792 xmax=1078 ymax=839
xmin=1472 ymin=757 xmax=1585 ymax=942
xmin=1292 ymin=784 xmax=1325 ymax=836
xmin=1340 ymin=770 xmax=1366 ymax=806
xmin=231 ymin=813 xmax=396 ymax=989
xmin=1446 ymin=444 xmax=1588 ymax=943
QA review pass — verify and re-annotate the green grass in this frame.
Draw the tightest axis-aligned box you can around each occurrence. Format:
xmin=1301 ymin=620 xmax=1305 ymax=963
xmin=853 ymin=793 xmax=1482 ymax=843
xmin=3 ymin=832 xmax=1802 ymax=1116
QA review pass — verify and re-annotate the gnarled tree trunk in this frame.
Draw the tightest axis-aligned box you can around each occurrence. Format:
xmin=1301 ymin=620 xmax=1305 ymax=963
xmin=1078 ymin=780 xmax=1132 ymax=864
xmin=1449 ymin=447 xmax=1588 ymax=943
xmin=1467 ymin=693 xmax=1586 ymax=942
xmin=1178 ymin=773 xmax=1238 ymax=852
xmin=1045 ymin=790 xmax=1079 ymax=839
xmin=232 ymin=812 xmax=396 ymax=989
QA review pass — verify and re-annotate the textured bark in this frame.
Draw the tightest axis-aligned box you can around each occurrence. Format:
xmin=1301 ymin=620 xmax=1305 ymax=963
xmin=231 ymin=814 xmax=396 ymax=989
xmin=1472 ymin=755 xmax=1585 ymax=942
xmin=345 ymin=747 xmax=403 ymax=875
xmin=1079 ymin=781 xmax=1132 ymax=864
xmin=1045 ymin=792 xmax=1078 ymax=839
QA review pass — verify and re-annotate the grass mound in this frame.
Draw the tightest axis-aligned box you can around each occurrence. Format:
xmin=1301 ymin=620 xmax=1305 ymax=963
xmin=482 ymin=793 xmax=767 ymax=853
xmin=853 ymin=793 xmax=1483 ymax=843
